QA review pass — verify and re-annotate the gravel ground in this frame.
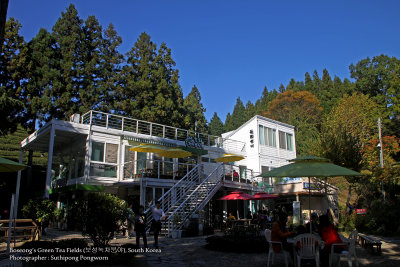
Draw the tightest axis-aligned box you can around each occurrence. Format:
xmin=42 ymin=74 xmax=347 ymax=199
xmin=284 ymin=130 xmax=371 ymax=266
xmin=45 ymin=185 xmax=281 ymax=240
xmin=1 ymin=229 xmax=399 ymax=266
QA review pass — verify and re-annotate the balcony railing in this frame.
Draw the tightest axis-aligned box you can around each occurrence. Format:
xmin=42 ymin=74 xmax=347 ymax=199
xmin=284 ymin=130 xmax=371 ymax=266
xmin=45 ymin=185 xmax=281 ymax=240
xmin=81 ymin=110 xmax=246 ymax=153
xmin=123 ymin=159 xmax=196 ymax=180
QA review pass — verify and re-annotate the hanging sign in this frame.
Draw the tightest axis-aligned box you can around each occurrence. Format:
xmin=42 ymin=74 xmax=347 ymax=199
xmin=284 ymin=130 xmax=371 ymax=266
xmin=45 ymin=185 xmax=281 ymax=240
xmin=356 ymin=208 xmax=367 ymax=215
xmin=185 ymin=136 xmax=204 ymax=149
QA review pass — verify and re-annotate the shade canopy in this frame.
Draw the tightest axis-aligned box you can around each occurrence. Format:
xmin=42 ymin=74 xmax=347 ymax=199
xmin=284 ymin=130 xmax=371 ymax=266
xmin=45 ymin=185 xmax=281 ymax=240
xmin=157 ymin=148 xmax=192 ymax=158
xmin=259 ymin=155 xmax=362 ymax=178
xmin=218 ymin=191 xmax=254 ymax=200
xmin=0 ymin=157 xmax=27 ymax=173
xmin=253 ymin=192 xmax=278 ymax=200
xmin=129 ymin=144 xmax=168 ymax=153
xmin=215 ymin=154 xmax=245 ymax=163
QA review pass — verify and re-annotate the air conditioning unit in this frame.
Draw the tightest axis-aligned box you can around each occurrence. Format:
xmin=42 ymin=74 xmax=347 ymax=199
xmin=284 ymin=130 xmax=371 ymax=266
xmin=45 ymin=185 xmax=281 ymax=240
xmin=70 ymin=114 xmax=81 ymax=123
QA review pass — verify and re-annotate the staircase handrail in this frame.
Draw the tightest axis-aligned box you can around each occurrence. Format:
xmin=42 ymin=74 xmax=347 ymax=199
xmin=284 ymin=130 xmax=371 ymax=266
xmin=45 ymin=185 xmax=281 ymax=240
xmin=167 ymin=163 xmax=224 ymax=232
xmin=144 ymin=163 xmax=202 ymax=230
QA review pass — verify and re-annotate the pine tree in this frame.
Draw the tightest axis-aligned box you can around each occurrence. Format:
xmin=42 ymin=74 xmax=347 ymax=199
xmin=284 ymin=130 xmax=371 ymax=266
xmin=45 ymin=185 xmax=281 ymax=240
xmin=0 ymin=18 xmax=26 ymax=135
xmin=255 ymin=86 xmax=278 ymax=115
xmin=99 ymin=23 xmax=123 ymax=112
xmin=23 ymin=28 xmax=58 ymax=131
xmin=51 ymin=4 xmax=85 ymax=119
xmin=119 ymin=33 xmax=184 ymax=127
xmin=208 ymin=112 xmax=224 ymax=136
xmin=183 ymin=85 xmax=207 ymax=132
xmin=244 ymin=100 xmax=255 ymax=121
xmin=225 ymin=97 xmax=246 ymax=131
xmin=224 ymin=112 xmax=233 ymax=132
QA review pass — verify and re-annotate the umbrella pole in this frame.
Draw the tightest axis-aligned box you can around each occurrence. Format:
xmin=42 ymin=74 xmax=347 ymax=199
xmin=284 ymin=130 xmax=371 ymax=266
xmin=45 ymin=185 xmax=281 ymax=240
xmin=237 ymin=200 xmax=239 ymax=219
xmin=309 ymin=176 xmax=312 ymax=233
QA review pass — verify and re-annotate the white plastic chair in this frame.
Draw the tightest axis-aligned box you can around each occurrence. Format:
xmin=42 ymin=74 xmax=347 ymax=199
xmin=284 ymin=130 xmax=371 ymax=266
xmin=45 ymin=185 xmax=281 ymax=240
xmin=293 ymin=233 xmax=324 ymax=267
xmin=330 ymin=230 xmax=359 ymax=267
xmin=264 ymin=229 xmax=289 ymax=267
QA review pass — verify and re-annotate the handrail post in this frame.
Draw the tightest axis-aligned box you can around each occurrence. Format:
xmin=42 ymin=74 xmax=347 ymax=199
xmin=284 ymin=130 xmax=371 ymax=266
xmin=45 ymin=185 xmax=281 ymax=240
xmin=122 ymin=117 xmax=124 ymax=131
xmin=158 ymin=161 xmax=160 ymax=179
xmin=106 ymin=114 xmax=109 ymax=128
xmin=150 ymin=122 xmax=152 ymax=136
xmin=136 ymin=120 xmax=139 ymax=134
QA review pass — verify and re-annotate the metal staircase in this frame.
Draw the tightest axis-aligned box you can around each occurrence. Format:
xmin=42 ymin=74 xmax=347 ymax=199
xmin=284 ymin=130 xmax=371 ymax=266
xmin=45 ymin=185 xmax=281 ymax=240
xmin=144 ymin=163 xmax=224 ymax=236
xmin=166 ymin=164 xmax=224 ymax=235
xmin=144 ymin=163 xmax=203 ymax=231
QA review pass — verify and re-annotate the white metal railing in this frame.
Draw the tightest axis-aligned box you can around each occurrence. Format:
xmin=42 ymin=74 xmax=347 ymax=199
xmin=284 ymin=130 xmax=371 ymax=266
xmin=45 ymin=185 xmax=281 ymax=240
xmin=123 ymin=159 xmax=196 ymax=180
xmin=144 ymin=163 xmax=203 ymax=231
xmin=81 ymin=110 xmax=246 ymax=153
xmin=167 ymin=163 xmax=225 ymax=234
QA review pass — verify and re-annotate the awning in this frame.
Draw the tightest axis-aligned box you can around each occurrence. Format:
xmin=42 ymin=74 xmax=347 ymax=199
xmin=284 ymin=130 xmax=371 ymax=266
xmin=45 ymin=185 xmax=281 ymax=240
xmin=124 ymin=136 xmax=176 ymax=147
xmin=49 ymin=184 xmax=105 ymax=194
xmin=181 ymin=146 xmax=208 ymax=156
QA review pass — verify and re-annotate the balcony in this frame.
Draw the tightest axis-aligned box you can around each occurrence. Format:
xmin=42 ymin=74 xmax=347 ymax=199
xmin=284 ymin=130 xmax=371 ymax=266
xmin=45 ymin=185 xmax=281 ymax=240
xmin=81 ymin=110 xmax=246 ymax=153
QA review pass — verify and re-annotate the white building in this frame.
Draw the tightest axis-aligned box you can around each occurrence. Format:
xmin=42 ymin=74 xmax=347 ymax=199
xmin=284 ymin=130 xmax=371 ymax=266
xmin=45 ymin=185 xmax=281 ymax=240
xmin=19 ymin=110 xmax=338 ymax=233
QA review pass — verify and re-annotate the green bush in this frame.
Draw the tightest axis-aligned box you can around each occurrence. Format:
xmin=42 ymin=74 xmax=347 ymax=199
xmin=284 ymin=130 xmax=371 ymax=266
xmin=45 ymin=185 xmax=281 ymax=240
xmin=81 ymin=193 xmax=129 ymax=247
xmin=22 ymin=199 xmax=56 ymax=226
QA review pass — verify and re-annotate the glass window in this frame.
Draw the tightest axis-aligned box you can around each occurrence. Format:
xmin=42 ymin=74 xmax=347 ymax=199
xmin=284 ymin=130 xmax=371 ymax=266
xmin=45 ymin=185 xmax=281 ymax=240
xmin=279 ymin=131 xmax=294 ymax=151
xmin=287 ymin=133 xmax=293 ymax=151
xmin=91 ymin=142 xmax=104 ymax=162
xmin=259 ymin=125 xmax=277 ymax=147
xmin=105 ymin=143 xmax=118 ymax=163
xmin=259 ymin=125 xmax=264 ymax=145
xmin=279 ymin=131 xmax=286 ymax=149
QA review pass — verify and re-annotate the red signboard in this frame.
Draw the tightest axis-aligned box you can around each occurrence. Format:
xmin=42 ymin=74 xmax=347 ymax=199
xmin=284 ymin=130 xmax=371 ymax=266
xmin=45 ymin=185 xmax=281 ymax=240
xmin=356 ymin=209 xmax=367 ymax=215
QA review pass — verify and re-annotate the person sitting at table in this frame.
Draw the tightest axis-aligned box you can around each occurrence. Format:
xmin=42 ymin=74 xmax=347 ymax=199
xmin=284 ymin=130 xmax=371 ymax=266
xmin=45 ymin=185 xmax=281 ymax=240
xmin=271 ymin=212 xmax=293 ymax=253
xmin=319 ymin=214 xmax=344 ymax=265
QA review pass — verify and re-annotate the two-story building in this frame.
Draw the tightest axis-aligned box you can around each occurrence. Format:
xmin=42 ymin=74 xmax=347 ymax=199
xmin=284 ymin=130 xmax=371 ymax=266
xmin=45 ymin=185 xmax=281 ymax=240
xmin=19 ymin=110 xmax=338 ymax=233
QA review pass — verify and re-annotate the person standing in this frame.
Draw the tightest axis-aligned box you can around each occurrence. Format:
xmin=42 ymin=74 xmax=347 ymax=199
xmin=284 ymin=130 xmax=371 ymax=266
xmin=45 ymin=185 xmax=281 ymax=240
xmin=135 ymin=205 xmax=147 ymax=248
xmin=150 ymin=200 xmax=166 ymax=248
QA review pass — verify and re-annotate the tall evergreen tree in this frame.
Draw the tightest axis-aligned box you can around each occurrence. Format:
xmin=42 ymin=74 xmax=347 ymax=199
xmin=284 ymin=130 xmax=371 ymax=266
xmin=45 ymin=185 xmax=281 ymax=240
xmin=183 ymin=85 xmax=207 ymax=132
xmin=100 ymin=23 xmax=123 ymax=112
xmin=119 ymin=33 xmax=184 ymax=127
xmin=23 ymin=28 xmax=59 ymax=131
xmin=255 ymin=86 xmax=278 ymax=115
xmin=51 ymin=4 xmax=85 ymax=119
xmin=208 ymin=112 xmax=224 ymax=136
xmin=320 ymin=68 xmax=334 ymax=112
xmin=244 ymin=100 xmax=255 ymax=121
xmin=0 ymin=18 xmax=26 ymax=135
xmin=225 ymin=97 xmax=247 ymax=131
xmin=224 ymin=112 xmax=233 ymax=133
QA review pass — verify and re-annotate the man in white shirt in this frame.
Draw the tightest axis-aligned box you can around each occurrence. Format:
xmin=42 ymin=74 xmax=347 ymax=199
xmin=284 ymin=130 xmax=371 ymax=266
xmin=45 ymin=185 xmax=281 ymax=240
xmin=150 ymin=200 xmax=166 ymax=248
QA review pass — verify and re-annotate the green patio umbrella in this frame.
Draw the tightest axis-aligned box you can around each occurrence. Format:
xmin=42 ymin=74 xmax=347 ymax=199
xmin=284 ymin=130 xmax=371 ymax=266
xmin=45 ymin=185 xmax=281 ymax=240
xmin=259 ymin=155 xmax=363 ymax=232
xmin=0 ymin=157 xmax=27 ymax=172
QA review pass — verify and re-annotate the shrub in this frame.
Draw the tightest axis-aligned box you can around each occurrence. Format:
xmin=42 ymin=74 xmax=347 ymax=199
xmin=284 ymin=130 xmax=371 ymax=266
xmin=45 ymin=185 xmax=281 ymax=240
xmin=81 ymin=193 xmax=129 ymax=247
xmin=22 ymin=199 xmax=56 ymax=229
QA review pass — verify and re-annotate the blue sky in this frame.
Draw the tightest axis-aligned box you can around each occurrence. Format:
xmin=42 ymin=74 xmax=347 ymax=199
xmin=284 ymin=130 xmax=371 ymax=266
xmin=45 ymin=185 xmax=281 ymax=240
xmin=8 ymin=0 xmax=400 ymax=122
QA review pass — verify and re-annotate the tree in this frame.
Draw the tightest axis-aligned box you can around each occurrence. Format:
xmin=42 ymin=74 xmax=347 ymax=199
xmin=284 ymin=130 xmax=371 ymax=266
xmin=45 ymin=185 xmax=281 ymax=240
xmin=0 ymin=17 xmax=26 ymax=135
xmin=320 ymin=93 xmax=381 ymax=207
xmin=224 ymin=112 xmax=232 ymax=133
xmin=99 ymin=23 xmax=123 ymax=112
xmin=349 ymin=54 xmax=400 ymax=134
xmin=23 ymin=28 xmax=58 ymax=131
xmin=51 ymin=4 xmax=85 ymax=119
xmin=183 ymin=85 xmax=207 ymax=132
xmin=244 ymin=100 xmax=255 ymax=121
xmin=118 ymin=33 xmax=184 ymax=127
xmin=264 ymin=90 xmax=323 ymax=155
xmin=81 ymin=193 xmax=129 ymax=247
xmin=208 ymin=112 xmax=224 ymax=136
xmin=224 ymin=97 xmax=247 ymax=132
xmin=254 ymin=86 xmax=278 ymax=115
